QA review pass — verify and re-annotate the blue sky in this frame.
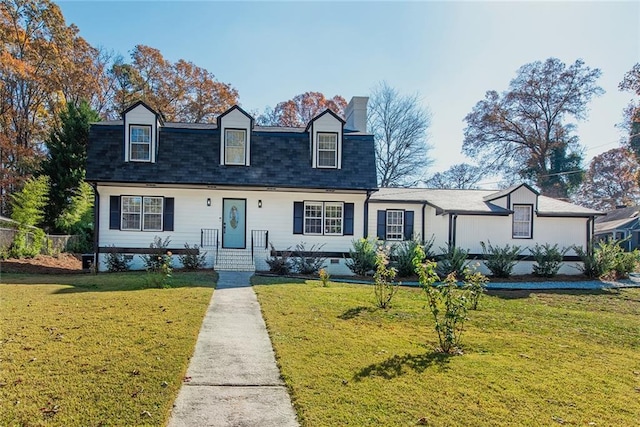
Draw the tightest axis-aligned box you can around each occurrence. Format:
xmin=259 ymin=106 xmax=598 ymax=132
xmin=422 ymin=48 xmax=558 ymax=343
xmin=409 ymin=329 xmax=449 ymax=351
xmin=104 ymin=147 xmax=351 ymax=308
xmin=58 ymin=1 xmax=639 ymax=183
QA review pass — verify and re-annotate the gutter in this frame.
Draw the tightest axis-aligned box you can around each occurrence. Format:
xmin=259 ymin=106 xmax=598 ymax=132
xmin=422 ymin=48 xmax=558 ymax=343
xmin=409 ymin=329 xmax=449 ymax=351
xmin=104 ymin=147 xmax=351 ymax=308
xmin=421 ymin=203 xmax=427 ymax=244
xmin=363 ymin=190 xmax=374 ymax=238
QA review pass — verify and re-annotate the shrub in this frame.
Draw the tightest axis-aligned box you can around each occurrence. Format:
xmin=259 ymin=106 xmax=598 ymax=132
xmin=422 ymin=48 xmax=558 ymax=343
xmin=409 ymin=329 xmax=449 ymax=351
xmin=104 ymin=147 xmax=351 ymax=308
xmin=574 ymin=239 xmax=640 ymax=279
xmin=318 ymin=268 xmax=330 ymax=287
xmin=266 ymin=244 xmax=292 ymax=275
xmin=393 ymin=236 xmax=434 ymax=278
xmin=463 ymin=264 xmax=489 ymax=310
xmin=373 ymin=248 xmax=399 ymax=309
xmin=346 ymin=238 xmax=378 ymax=276
xmin=105 ymin=247 xmax=130 ymax=272
xmin=530 ymin=243 xmax=568 ymax=277
xmin=436 ymin=243 xmax=469 ymax=278
xmin=141 ymin=236 xmax=172 ymax=272
xmin=291 ymin=242 xmax=327 ymax=275
xmin=480 ymin=241 xmax=522 ymax=278
xmin=178 ymin=243 xmax=207 ymax=270
xmin=9 ymin=227 xmax=45 ymax=258
xmin=146 ymin=251 xmax=173 ymax=288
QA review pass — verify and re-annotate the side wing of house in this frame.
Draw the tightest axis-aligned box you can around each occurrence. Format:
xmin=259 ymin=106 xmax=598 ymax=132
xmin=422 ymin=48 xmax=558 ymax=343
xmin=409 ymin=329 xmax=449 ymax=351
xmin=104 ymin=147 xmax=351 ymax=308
xmin=368 ymin=185 xmax=601 ymax=275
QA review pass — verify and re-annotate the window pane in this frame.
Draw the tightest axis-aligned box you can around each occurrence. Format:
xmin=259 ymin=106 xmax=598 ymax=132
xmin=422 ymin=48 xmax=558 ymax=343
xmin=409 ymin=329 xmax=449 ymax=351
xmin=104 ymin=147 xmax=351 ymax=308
xmin=317 ymin=133 xmax=337 ymax=167
xmin=121 ymin=196 xmax=141 ymax=230
xmin=225 ymin=130 xmax=246 ymax=164
xmin=143 ymin=197 xmax=163 ymax=231
xmin=131 ymin=126 xmax=150 ymax=143
xmin=386 ymin=210 xmax=404 ymax=240
xmin=304 ymin=203 xmax=323 ymax=234
xmin=324 ymin=203 xmax=343 ymax=234
xmin=317 ymin=151 xmax=336 ymax=167
xmin=513 ymin=205 xmax=531 ymax=237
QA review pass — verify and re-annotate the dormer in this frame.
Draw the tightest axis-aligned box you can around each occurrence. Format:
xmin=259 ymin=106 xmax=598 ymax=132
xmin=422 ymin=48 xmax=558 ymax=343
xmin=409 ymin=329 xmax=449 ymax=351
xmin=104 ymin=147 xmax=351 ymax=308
xmin=122 ymin=101 xmax=163 ymax=163
xmin=484 ymin=183 xmax=540 ymax=239
xmin=217 ymin=105 xmax=254 ymax=166
xmin=305 ymin=109 xmax=345 ymax=169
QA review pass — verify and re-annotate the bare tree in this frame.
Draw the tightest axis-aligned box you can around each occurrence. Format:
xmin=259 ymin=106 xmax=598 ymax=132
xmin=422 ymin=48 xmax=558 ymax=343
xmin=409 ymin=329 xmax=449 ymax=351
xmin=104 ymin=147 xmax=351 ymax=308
xmin=425 ymin=163 xmax=484 ymax=189
xmin=619 ymin=63 xmax=640 ymax=165
xmin=369 ymin=82 xmax=432 ymax=187
xmin=572 ymin=147 xmax=640 ymax=211
xmin=463 ymin=58 xmax=603 ymax=198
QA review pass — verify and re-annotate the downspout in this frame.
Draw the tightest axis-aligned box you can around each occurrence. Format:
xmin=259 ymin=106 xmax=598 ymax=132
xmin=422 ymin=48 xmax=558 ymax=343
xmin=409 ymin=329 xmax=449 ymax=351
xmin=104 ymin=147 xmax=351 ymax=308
xmin=421 ymin=203 xmax=427 ymax=245
xmin=452 ymin=214 xmax=458 ymax=247
xmin=90 ymin=182 xmax=100 ymax=272
xmin=363 ymin=190 xmax=373 ymax=238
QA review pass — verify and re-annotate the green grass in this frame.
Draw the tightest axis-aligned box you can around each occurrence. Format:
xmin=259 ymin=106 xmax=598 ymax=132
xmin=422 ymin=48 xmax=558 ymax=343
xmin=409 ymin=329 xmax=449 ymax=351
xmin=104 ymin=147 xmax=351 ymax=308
xmin=0 ymin=271 xmax=216 ymax=426
xmin=253 ymin=277 xmax=640 ymax=426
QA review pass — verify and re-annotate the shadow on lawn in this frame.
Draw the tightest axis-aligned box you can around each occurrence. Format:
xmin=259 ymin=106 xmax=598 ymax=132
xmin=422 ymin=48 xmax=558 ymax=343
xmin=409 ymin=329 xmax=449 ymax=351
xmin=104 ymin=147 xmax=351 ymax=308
xmin=488 ymin=288 xmax=618 ymax=300
xmin=338 ymin=306 xmax=376 ymax=320
xmin=354 ymin=351 xmax=451 ymax=381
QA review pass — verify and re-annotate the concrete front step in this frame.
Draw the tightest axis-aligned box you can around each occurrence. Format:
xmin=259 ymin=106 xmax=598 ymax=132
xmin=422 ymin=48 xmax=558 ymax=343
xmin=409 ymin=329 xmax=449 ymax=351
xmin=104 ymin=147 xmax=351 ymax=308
xmin=215 ymin=249 xmax=256 ymax=272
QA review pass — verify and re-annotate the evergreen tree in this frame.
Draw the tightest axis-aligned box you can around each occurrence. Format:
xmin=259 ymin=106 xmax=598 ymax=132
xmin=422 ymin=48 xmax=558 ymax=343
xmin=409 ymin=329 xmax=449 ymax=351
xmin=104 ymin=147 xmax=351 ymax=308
xmin=10 ymin=176 xmax=50 ymax=227
xmin=41 ymin=101 xmax=100 ymax=231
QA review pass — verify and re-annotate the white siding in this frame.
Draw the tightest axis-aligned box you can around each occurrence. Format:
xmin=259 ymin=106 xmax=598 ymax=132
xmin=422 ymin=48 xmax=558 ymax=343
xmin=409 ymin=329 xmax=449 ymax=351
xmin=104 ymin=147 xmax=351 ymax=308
xmin=220 ymin=109 xmax=252 ymax=166
xmin=97 ymin=185 xmax=366 ymax=274
xmin=310 ymin=113 xmax=343 ymax=169
xmin=123 ymin=104 xmax=158 ymax=163
xmin=510 ymin=185 xmax=538 ymax=210
xmin=366 ymin=201 xmax=589 ymax=275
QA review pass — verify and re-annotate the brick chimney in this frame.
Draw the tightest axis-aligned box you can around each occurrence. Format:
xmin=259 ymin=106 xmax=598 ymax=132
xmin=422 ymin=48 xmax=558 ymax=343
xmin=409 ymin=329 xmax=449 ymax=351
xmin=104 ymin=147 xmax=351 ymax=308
xmin=345 ymin=96 xmax=368 ymax=132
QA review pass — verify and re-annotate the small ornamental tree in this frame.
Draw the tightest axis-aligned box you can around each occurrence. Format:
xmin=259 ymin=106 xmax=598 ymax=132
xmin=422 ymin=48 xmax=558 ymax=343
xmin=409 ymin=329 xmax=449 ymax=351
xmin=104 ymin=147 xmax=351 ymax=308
xmin=373 ymin=247 xmax=400 ymax=309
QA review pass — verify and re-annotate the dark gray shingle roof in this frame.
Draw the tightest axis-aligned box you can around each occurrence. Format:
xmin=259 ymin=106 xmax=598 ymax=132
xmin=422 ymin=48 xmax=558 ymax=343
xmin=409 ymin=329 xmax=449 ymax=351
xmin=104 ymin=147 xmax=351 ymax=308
xmin=86 ymin=124 xmax=377 ymax=191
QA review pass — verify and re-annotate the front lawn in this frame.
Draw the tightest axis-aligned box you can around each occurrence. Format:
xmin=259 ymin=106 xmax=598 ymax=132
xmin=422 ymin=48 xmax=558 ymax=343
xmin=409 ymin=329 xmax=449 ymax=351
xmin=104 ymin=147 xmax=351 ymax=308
xmin=0 ymin=271 xmax=215 ymax=426
xmin=252 ymin=277 xmax=640 ymax=426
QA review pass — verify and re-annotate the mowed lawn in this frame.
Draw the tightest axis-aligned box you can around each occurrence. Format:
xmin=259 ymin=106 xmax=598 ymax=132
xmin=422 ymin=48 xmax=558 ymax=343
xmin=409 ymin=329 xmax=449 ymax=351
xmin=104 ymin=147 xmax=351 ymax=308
xmin=253 ymin=277 xmax=640 ymax=426
xmin=0 ymin=271 xmax=215 ymax=426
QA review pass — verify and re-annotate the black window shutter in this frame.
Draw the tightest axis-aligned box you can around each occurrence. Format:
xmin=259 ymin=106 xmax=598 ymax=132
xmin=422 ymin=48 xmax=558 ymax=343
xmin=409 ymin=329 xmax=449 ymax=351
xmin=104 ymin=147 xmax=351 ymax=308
xmin=109 ymin=196 xmax=120 ymax=229
xmin=293 ymin=202 xmax=304 ymax=234
xmin=404 ymin=211 xmax=415 ymax=241
xmin=164 ymin=197 xmax=174 ymax=231
xmin=376 ymin=210 xmax=386 ymax=240
xmin=344 ymin=203 xmax=354 ymax=235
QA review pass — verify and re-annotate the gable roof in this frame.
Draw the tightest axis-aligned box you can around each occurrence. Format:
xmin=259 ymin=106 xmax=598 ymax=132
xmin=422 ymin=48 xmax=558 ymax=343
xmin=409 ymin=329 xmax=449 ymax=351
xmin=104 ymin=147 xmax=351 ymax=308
xmin=371 ymin=187 xmax=601 ymax=217
xmin=304 ymin=108 xmax=345 ymax=131
xmin=216 ymin=105 xmax=255 ymax=128
xmin=122 ymin=100 xmax=165 ymax=124
xmin=483 ymin=183 xmax=539 ymax=202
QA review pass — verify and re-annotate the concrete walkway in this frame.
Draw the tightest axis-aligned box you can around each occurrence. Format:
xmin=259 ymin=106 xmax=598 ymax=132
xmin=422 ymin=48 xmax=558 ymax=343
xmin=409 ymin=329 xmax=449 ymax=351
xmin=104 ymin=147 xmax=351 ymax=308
xmin=168 ymin=271 xmax=299 ymax=427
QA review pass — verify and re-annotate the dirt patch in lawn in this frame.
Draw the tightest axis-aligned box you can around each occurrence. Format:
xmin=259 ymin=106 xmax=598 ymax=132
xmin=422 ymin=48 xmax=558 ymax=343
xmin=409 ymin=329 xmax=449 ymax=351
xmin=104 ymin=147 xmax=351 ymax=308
xmin=1 ymin=253 xmax=84 ymax=274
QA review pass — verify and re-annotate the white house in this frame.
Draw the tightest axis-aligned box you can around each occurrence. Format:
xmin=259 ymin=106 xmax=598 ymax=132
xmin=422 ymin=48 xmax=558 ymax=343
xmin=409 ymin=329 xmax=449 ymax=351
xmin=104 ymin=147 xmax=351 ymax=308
xmin=86 ymin=98 xmax=377 ymax=273
xmin=86 ymin=97 xmax=602 ymax=275
xmin=369 ymin=185 xmax=602 ymax=275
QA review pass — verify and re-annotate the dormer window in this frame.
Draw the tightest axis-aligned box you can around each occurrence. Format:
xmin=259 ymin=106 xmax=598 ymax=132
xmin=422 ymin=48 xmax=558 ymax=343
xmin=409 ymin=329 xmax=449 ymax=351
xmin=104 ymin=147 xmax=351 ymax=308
xmin=317 ymin=133 xmax=338 ymax=168
xmin=218 ymin=105 xmax=253 ymax=166
xmin=129 ymin=125 xmax=151 ymax=161
xmin=306 ymin=109 xmax=345 ymax=169
xmin=225 ymin=129 xmax=247 ymax=165
xmin=122 ymin=101 xmax=161 ymax=163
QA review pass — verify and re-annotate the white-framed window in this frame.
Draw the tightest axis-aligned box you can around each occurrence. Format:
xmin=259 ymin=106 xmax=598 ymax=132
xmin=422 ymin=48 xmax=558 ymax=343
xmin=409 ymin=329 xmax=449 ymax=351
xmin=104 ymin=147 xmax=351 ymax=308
xmin=304 ymin=201 xmax=343 ymax=235
xmin=129 ymin=125 xmax=151 ymax=161
xmin=324 ymin=202 xmax=343 ymax=235
xmin=225 ymin=129 xmax=246 ymax=165
xmin=304 ymin=202 xmax=323 ymax=234
xmin=121 ymin=196 xmax=163 ymax=231
xmin=143 ymin=197 xmax=163 ymax=231
xmin=386 ymin=210 xmax=404 ymax=240
xmin=513 ymin=204 xmax=533 ymax=238
xmin=317 ymin=132 xmax=337 ymax=168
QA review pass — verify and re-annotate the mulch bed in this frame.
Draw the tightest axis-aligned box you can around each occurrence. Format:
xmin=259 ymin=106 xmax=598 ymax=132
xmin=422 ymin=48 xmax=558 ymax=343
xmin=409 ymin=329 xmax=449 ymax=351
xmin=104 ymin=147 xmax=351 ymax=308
xmin=1 ymin=254 xmax=85 ymax=274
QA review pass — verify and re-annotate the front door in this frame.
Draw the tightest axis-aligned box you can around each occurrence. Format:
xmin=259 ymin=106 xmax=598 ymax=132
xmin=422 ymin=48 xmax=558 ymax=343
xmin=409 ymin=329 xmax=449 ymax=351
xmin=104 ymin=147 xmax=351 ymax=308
xmin=222 ymin=198 xmax=246 ymax=249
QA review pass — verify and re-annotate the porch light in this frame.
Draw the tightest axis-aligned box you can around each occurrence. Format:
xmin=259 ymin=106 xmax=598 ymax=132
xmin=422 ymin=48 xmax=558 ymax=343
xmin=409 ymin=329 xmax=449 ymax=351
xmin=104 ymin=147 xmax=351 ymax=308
xmin=258 ymin=200 xmax=262 ymax=208
xmin=207 ymin=198 xmax=211 ymax=207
